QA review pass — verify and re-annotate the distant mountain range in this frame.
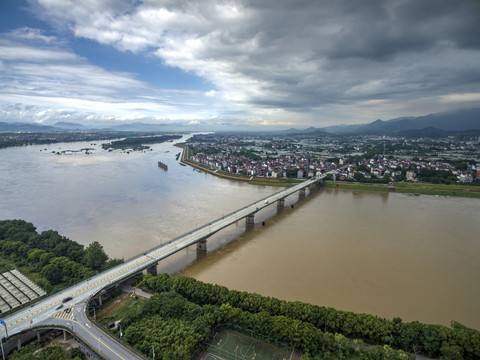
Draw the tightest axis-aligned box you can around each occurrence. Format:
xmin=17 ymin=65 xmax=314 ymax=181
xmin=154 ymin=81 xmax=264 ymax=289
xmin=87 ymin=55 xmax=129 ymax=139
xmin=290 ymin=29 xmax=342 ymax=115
xmin=0 ymin=122 xmax=59 ymax=132
xmin=53 ymin=121 xmax=90 ymax=130
xmin=275 ymin=126 xmax=327 ymax=136
xmin=321 ymin=108 xmax=480 ymax=135
xmin=1 ymin=108 xmax=479 ymax=135
xmin=0 ymin=121 xmax=173 ymax=132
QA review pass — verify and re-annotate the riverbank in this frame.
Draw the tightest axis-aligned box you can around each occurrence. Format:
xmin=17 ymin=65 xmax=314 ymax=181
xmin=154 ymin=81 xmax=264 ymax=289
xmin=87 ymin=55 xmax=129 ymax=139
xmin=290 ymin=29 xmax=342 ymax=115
xmin=177 ymin=143 xmax=301 ymax=187
xmin=178 ymin=144 xmax=480 ymax=198
xmin=324 ymin=181 xmax=480 ymax=198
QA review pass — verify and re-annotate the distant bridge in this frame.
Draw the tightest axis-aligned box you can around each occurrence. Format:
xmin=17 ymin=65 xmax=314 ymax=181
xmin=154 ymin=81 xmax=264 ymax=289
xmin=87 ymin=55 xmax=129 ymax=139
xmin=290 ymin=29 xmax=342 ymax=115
xmin=1 ymin=172 xmax=329 ymax=359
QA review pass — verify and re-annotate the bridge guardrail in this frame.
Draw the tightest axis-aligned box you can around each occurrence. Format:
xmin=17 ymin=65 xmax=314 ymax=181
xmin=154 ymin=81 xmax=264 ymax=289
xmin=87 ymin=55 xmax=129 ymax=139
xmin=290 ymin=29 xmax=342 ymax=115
xmin=126 ymin=175 xmax=326 ymax=263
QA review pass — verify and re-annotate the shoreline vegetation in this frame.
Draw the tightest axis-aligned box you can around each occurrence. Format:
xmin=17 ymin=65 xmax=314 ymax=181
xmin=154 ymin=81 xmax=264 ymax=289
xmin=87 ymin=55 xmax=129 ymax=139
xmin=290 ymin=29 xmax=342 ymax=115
xmin=177 ymin=144 xmax=480 ymax=198
xmin=2 ymin=222 xmax=479 ymax=358
xmin=323 ymin=182 xmax=480 ymax=198
xmin=0 ymin=220 xmax=123 ymax=296
xmin=102 ymin=134 xmax=182 ymax=151
xmin=94 ymin=273 xmax=480 ymax=360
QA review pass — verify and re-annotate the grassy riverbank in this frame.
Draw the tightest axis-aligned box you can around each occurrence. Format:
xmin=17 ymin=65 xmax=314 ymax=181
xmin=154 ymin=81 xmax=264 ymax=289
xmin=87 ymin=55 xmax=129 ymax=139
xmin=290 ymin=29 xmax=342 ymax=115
xmin=178 ymin=144 xmax=480 ymax=197
xmin=324 ymin=181 xmax=480 ymax=198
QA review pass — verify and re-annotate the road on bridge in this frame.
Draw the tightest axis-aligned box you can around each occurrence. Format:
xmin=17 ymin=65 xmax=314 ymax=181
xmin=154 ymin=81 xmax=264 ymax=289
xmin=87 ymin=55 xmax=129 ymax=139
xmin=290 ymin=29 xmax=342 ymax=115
xmin=0 ymin=173 xmax=326 ymax=359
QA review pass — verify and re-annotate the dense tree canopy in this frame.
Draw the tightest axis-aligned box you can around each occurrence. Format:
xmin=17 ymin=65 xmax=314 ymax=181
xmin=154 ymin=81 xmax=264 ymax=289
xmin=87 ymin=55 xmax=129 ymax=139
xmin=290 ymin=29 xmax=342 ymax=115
xmin=9 ymin=343 xmax=83 ymax=360
xmin=134 ymin=273 xmax=480 ymax=360
xmin=101 ymin=134 xmax=181 ymax=150
xmin=102 ymin=278 xmax=416 ymax=360
xmin=416 ymin=169 xmax=458 ymax=184
xmin=84 ymin=241 xmax=108 ymax=270
xmin=0 ymin=220 xmax=122 ymax=291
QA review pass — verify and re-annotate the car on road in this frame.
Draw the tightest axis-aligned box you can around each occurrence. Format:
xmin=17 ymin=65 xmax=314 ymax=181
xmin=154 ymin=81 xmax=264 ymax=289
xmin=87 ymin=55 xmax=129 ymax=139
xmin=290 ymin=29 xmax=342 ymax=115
xmin=62 ymin=296 xmax=73 ymax=303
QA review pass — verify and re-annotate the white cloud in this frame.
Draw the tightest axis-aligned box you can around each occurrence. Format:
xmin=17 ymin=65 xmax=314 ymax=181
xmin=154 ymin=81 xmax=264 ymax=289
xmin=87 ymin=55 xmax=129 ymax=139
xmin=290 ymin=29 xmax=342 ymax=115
xmin=439 ymin=93 xmax=480 ymax=103
xmin=204 ymin=90 xmax=217 ymax=97
xmin=5 ymin=0 xmax=480 ymax=127
xmin=8 ymin=27 xmax=58 ymax=44
xmin=0 ymin=26 xmax=221 ymax=124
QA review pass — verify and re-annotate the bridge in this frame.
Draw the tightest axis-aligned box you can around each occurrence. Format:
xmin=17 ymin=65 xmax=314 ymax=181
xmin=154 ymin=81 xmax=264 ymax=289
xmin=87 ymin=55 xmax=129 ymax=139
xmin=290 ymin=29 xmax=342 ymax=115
xmin=0 ymin=173 xmax=328 ymax=359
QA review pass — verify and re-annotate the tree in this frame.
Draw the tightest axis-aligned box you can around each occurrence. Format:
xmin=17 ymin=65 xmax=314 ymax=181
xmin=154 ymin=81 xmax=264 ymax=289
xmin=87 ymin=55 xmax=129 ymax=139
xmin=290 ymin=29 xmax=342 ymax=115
xmin=355 ymin=164 xmax=370 ymax=173
xmin=382 ymin=172 xmax=392 ymax=183
xmin=354 ymin=172 xmax=365 ymax=181
xmin=36 ymin=277 xmax=52 ymax=293
xmin=84 ymin=241 xmax=108 ymax=270
xmin=40 ymin=263 xmax=62 ymax=285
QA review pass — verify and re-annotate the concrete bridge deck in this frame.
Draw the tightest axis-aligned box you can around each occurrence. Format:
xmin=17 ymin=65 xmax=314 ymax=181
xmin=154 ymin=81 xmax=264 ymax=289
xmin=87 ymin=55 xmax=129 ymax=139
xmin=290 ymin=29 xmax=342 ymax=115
xmin=0 ymin=173 xmax=327 ymax=359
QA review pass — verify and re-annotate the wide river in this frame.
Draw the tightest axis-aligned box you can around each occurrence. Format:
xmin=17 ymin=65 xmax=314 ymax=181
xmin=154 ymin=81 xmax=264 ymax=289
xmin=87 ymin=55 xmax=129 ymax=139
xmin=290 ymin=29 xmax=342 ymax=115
xmin=0 ymin=136 xmax=479 ymax=330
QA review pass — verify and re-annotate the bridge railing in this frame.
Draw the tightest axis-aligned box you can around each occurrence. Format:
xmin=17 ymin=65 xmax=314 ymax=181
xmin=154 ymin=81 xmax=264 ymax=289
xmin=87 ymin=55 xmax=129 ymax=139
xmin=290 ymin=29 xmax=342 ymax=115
xmin=122 ymin=174 xmax=326 ymax=265
xmin=2 ymin=174 xmax=328 ymax=341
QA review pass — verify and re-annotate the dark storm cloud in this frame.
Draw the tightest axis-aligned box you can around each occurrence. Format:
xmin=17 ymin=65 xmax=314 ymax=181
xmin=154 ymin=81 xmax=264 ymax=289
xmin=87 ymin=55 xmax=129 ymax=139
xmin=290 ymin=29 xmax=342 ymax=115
xmin=225 ymin=0 xmax=480 ymax=107
xmin=4 ymin=0 xmax=480 ymax=126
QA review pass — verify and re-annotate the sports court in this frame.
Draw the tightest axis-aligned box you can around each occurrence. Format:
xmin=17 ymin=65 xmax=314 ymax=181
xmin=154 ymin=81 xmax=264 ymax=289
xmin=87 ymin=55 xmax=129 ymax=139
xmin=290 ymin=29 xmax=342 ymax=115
xmin=196 ymin=329 xmax=299 ymax=360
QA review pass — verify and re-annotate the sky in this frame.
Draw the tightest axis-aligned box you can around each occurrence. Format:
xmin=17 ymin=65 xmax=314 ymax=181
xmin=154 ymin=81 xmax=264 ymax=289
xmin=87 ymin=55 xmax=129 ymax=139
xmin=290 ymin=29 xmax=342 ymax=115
xmin=0 ymin=0 xmax=479 ymax=130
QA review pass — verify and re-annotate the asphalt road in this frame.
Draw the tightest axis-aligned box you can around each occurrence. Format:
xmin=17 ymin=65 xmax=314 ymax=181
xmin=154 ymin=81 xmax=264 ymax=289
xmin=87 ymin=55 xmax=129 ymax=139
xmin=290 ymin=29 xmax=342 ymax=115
xmin=0 ymin=174 xmax=326 ymax=359
xmin=43 ymin=304 xmax=144 ymax=360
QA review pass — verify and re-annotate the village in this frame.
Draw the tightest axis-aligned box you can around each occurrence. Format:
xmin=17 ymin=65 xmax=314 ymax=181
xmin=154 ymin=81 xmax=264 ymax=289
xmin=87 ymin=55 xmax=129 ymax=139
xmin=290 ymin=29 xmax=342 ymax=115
xmin=187 ymin=133 xmax=480 ymax=184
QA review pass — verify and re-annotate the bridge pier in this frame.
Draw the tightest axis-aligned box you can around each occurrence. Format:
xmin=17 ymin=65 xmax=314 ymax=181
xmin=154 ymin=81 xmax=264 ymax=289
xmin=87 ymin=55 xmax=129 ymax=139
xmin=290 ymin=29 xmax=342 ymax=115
xmin=246 ymin=214 xmax=255 ymax=224
xmin=310 ymin=182 xmax=317 ymax=189
xmin=146 ymin=263 xmax=158 ymax=276
xmin=197 ymin=238 xmax=207 ymax=252
xmin=63 ymin=330 xmax=68 ymax=341
xmin=17 ymin=338 xmax=22 ymax=351
xmin=299 ymin=188 xmax=306 ymax=197
xmin=277 ymin=198 xmax=285 ymax=209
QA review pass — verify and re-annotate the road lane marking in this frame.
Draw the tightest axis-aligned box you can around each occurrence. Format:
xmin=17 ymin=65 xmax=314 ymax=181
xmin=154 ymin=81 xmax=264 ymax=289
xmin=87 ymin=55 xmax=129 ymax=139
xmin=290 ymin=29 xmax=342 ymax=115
xmin=73 ymin=320 xmax=127 ymax=360
xmin=3 ymin=177 xmax=324 ymax=332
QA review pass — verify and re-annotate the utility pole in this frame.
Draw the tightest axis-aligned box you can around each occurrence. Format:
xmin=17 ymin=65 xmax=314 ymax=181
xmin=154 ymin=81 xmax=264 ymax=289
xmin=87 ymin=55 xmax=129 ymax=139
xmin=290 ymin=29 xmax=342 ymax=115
xmin=0 ymin=336 xmax=5 ymax=360
xmin=0 ymin=321 xmax=7 ymax=339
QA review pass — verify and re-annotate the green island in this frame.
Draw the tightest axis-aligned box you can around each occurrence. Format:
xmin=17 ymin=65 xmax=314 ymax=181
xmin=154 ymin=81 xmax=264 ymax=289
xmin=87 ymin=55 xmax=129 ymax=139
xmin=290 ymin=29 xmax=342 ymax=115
xmin=102 ymin=134 xmax=182 ymax=151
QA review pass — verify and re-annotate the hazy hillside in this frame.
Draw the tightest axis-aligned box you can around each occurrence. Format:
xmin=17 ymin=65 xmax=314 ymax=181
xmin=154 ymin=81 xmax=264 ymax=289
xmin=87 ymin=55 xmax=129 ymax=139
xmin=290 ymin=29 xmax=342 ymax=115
xmin=322 ymin=108 xmax=480 ymax=134
xmin=0 ymin=122 xmax=58 ymax=132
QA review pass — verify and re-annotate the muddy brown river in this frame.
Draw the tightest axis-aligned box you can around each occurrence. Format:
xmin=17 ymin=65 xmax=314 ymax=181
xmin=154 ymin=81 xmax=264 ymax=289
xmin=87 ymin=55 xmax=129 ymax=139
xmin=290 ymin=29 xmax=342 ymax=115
xmin=1 ymin=138 xmax=479 ymax=329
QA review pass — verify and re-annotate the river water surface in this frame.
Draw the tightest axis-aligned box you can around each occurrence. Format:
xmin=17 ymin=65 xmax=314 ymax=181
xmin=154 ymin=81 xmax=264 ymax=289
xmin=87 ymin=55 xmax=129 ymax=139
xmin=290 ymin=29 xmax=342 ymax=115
xmin=0 ymin=137 xmax=479 ymax=329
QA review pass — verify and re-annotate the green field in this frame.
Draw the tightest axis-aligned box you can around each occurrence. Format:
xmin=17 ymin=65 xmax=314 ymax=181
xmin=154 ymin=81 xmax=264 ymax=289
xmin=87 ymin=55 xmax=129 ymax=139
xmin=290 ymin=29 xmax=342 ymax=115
xmin=198 ymin=329 xmax=295 ymax=360
xmin=323 ymin=181 xmax=480 ymax=198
